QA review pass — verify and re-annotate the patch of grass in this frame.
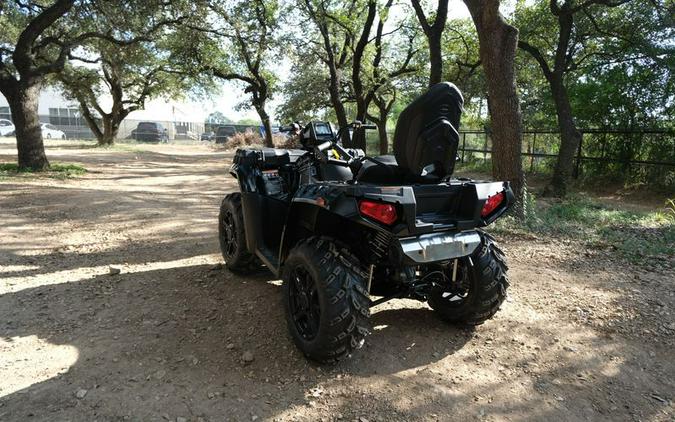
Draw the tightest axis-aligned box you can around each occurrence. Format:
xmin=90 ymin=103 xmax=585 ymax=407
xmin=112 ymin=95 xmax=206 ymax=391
xmin=456 ymin=159 xmax=493 ymax=174
xmin=0 ymin=162 xmax=87 ymax=179
xmin=494 ymin=194 xmax=675 ymax=262
xmin=50 ymin=163 xmax=87 ymax=176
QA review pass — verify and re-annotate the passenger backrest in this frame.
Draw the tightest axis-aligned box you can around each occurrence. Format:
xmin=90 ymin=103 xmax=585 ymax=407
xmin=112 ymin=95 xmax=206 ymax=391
xmin=393 ymin=82 xmax=463 ymax=179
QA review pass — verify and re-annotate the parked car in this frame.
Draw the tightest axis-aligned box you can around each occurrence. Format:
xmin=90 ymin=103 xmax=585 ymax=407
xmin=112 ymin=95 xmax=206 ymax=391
xmin=215 ymin=125 xmax=236 ymax=144
xmin=201 ymin=131 xmax=215 ymax=141
xmin=41 ymin=123 xmax=66 ymax=139
xmin=0 ymin=119 xmax=15 ymax=136
xmin=130 ymin=122 xmax=169 ymax=143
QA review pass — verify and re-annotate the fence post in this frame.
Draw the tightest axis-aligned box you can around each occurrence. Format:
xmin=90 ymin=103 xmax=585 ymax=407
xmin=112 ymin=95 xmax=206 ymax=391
xmin=461 ymin=132 xmax=466 ymax=163
xmin=483 ymin=132 xmax=488 ymax=164
xmin=574 ymin=131 xmax=583 ymax=178
xmin=530 ymin=132 xmax=536 ymax=173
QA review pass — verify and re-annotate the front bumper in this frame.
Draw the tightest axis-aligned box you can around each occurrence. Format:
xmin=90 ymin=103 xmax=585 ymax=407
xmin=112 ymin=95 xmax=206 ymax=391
xmin=397 ymin=231 xmax=481 ymax=264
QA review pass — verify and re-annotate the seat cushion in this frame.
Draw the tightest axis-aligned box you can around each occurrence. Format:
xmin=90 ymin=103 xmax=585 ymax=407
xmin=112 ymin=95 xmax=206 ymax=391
xmin=356 ymin=155 xmax=405 ymax=184
xmin=393 ymin=82 xmax=463 ymax=178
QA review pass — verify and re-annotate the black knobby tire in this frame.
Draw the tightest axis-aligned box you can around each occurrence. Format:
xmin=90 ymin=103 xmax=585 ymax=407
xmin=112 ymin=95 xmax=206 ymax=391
xmin=218 ymin=193 xmax=258 ymax=273
xmin=282 ymin=237 xmax=371 ymax=363
xmin=428 ymin=231 xmax=509 ymax=325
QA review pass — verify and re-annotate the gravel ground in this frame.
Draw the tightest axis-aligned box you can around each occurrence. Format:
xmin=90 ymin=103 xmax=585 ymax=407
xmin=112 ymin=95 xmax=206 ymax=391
xmin=0 ymin=140 xmax=673 ymax=422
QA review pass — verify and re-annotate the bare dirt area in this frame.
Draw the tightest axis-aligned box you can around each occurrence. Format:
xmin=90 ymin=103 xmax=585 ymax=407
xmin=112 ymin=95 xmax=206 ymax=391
xmin=1 ymin=139 xmax=673 ymax=422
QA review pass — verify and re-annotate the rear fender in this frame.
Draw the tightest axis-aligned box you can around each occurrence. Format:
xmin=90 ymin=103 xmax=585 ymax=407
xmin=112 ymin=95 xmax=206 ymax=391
xmin=278 ymin=195 xmax=379 ymax=267
xmin=278 ymin=201 xmax=322 ymax=266
xmin=230 ymin=150 xmax=262 ymax=193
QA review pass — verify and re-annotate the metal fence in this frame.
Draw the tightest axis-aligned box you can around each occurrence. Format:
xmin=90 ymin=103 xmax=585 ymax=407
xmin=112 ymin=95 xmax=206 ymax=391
xmin=0 ymin=115 xmax=208 ymax=141
xmin=38 ymin=118 xmax=270 ymax=142
xmin=3 ymin=113 xmax=674 ymax=177
xmin=0 ymin=115 xmax=259 ymax=141
xmin=0 ymin=114 xmax=280 ymax=142
xmin=454 ymin=129 xmax=675 ymax=177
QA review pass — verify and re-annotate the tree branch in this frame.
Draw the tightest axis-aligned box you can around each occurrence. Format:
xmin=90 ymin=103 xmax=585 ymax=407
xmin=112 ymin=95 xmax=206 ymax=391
xmin=518 ymin=40 xmax=553 ymax=78
xmin=410 ymin=0 xmax=430 ymax=33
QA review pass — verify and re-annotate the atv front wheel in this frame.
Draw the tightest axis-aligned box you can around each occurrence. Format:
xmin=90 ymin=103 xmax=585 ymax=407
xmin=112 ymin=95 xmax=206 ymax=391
xmin=218 ymin=193 xmax=257 ymax=273
xmin=282 ymin=237 xmax=371 ymax=363
xmin=428 ymin=231 xmax=508 ymax=325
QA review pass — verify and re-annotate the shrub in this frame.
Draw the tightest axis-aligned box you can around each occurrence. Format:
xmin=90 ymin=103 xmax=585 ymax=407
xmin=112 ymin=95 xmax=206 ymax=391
xmin=226 ymin=130 xmax=264 ymax=148
xmin=273 ymin=133 xmax=300 ymax=149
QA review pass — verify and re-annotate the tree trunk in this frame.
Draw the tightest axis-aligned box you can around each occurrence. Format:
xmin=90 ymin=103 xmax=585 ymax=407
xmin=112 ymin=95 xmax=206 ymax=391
xmin=99 ymin=116 xmax=121 ymax=146
xmin=80 ymin=107 xmax=104 ymax=142
xmin=5 ymin=81 xmax=50 ymax=170
xmin=546 ymin=73 xmax=581 ymax=197
xmin=428 ymin=34 xmax=443 ymax=86
xmin=411 ymin=0 xmax=448 ymax=87
xmin=255 ymin=103 xmax=274 ymax=148
xmin=328 ymin=70 xmax=350 ymax=146
xmin=378 ymin=122 xmax=388 ymax=155
xmin=78 ymin=103 xmax=122 ymax=146
xmin=377 ymin=100 xmax=391 ymax=155
xmin=464 ymin=0 xmax=524 ymax=213
xmin=351 ymin=101 xmax=369 ymax=152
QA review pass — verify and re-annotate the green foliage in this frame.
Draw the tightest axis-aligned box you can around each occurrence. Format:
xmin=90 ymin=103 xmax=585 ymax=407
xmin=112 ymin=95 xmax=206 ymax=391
xmin=235 ymin=118 xmax=260 ymax=126
xmin=276 ymin=54 xmax=332 ymax=122
xmin=442 ymin=19 xmax=484 ymax=111
xmin=512 ymin=0 xmax=674 ymax=188
xmin=206 ymin=112 xmax=233 ymax=124
xmin=494 ymin=194 xmax=675 ymax=262
xmin=278 ymin=0 xmax=424 ymax=128
xmin=0 ymin=162 xmax=86 ymax=178
xmin=4 ymin=0 xmax=672 ymax=187
xmin=201 ymin=0 xmax=280 ymax=101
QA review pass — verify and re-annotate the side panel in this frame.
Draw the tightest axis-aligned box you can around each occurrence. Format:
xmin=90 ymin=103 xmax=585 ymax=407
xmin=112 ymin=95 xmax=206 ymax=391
xmin=240 ymin=192 xmax=288 ymax=273
xmin=231 ymin=149 xmax=295 ymax=275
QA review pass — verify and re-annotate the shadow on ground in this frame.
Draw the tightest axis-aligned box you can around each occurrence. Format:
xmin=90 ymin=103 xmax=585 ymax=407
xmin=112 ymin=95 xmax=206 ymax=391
xmin=1 ymin=143 xmax=672 ymax=421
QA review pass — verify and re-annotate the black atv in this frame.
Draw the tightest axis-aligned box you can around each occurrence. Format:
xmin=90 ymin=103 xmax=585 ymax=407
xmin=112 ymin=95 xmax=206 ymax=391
xmin=218 ymin=82 xmax=513 ymax=363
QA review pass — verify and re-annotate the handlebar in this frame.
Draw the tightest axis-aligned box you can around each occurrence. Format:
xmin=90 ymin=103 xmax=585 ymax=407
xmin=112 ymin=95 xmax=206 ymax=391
xmin=315 ymin=140 xmax=355 ymax=168
xmin=317 ymin=140 xmax=332 ymax=152
xmin=279 ymin=122 xmax=303 ymax=133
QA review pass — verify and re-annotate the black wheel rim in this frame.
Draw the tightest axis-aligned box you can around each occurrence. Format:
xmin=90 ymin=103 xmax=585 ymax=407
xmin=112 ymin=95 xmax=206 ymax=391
xmin=436 ymin=260 xmax=472 ymax=307
xmin=220 ymin=210 xmax=237 ymax=259
xmin=288 ymin=265 xmax=320 ymax=340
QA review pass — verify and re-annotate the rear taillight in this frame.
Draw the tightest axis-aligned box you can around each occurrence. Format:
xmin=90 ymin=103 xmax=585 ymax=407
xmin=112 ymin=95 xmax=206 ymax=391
xmin=359 ymin=200 xmax=398 ymax=225
xmin=481 ymin=191 xmax=505 ymax=217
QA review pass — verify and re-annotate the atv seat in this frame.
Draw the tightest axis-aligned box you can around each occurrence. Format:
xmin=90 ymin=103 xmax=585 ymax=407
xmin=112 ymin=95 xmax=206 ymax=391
xmin=355 ymin=155 xmax=405 ymax=184
xmin=392 ymin=82 xmax=463 ymax=181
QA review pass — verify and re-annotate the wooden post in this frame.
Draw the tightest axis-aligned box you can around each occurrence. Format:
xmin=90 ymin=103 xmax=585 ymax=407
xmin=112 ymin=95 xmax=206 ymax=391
xmin=573 ymin=131 xmax=583 ymax=178
xmin=461 ymin=132 xmax=466 ymax=163
xmin=530 ymin=132 xmax=536 ymax=173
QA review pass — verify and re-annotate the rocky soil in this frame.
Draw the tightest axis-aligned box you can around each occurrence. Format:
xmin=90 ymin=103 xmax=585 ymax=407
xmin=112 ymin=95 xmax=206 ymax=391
xmin=0 ymin=140 xmax=673 ymax=421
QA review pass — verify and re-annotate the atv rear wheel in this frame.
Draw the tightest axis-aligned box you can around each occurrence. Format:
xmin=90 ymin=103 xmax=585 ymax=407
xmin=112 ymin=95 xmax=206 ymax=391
xmin=428 ymin=231 xmax=508 ymax=325
xmin=218 ymin=193 xmax=258 ymax=273
xmin=282 ymin=237 xmax=371 ymax=363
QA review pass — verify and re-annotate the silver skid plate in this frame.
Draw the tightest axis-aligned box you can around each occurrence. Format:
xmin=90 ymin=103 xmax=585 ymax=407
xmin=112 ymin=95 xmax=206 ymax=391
xmin=398 ymin=231 xmax=481 ymax=263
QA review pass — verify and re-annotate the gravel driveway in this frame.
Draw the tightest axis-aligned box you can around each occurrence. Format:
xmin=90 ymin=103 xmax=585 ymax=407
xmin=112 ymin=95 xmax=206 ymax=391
xmin=1 ymin=140 xmax=673 ymax=421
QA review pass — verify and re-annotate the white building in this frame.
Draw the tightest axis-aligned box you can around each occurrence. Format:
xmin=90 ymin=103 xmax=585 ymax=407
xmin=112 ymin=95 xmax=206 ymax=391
xmin=0 ymin=86 xmax=210 ymax=140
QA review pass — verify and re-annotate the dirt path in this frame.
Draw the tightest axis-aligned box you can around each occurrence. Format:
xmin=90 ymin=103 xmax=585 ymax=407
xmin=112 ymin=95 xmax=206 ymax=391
xmin=1 ymin=140 xmax=673 ymax=421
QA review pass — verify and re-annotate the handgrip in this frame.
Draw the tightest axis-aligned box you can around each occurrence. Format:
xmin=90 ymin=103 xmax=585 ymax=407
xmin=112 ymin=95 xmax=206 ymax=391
xmin=317 ymin=141 xmax=333 ymax=152
xmin=327 ymin=157 xmax=350 ymax=167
